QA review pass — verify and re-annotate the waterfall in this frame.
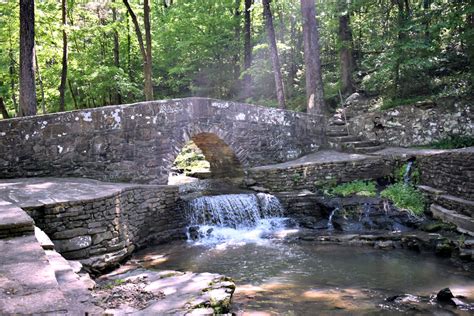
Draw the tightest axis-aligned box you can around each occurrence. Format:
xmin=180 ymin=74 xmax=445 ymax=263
xmin=185 ymin=193 xmax=290 ymax=244
xmin=403 ymin=161 xmax=414 ymax=185
xmin=327 ymin=207 xmax=339 ymax=230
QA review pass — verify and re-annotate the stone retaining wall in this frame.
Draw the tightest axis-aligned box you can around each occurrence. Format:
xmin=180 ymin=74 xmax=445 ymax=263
xmin=418 ymin=147 xmax=474 ymax=200
xmin=0 ymin=98 xmax=324 ymax=184
xmin=348 ymin=101 xmax=473 ymax=146
xmin=24 ymin=185 xmax=184 ymax=270
xmin=247 ymin=156 xmax=392 ymax=193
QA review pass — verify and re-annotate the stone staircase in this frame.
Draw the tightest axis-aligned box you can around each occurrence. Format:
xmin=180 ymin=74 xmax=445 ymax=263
xmin=326 ymin=108 xmax=384 ymax=154
xmin=418 ymin=185 xmax=474 ymax=237
xmin=0 ymin=199 xmax=101 ymax=314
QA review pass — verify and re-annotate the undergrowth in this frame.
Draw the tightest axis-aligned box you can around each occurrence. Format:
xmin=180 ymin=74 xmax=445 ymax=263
xmin=381 ymin=183 xmax=426 ymax=216
xmin=328 ymin=180 xmax=377 ymax=197
xmin=428 ymin=135 xmax=474 ymax=149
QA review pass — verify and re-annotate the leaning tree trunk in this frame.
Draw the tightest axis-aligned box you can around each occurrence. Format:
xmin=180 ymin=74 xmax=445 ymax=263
xmin=339 ymin=3 xmax=355 ymax=96
xmin=59 ymin=0 xmax=68 ymax=112
xmin=0 ymin=97 xmax=10 ymax=119
xmin=19 ymin=0 xmax=37 ymax=117
xmin=301 ymin=0 xmax=325 ymax=115
xmin=262 ymin=0 xmax=286 ymax=109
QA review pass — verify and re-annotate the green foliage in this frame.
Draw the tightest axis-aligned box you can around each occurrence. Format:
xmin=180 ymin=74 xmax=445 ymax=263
xmin=381 ymin=183 xmax=426 ymax=216
xmin=428 ymin=135 xmax=474 ymax=149
xmin=173 ymin=142 xmax=210 ymax=174
xmin=0 ymin=0 xmax=472 ymax=116
xmin=328 ymin=180 xmax=377 ymax=197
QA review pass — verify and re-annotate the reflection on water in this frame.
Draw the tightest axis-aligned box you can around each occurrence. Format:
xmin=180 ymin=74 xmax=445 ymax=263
xmin=134 ymin=241 xmax=474 ymax=315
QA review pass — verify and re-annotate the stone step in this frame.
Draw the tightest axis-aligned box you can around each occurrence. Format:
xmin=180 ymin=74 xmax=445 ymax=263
xmin=326 ymin=131 xmax=349 ymax=137
xmin=327 ymin=135 xmax=362 ymax=143
xmin=0 ymin=235 xmax=70 ymax=314
xmin=430 ymin=204 xmax=474 ymax=236
xmin=328 ymin=119 xmax=346 ymax=126
xmin=45 ymin=250 xmax=102 ymax=314
xmin=417 ymin=185 xmax=446 ymax=196
xmin=34 ymin=226 xmax=55 ymax=250
xmin=352 ymin=145 xmax=385 ymax=154
xmin=351 ymin=140 xmax=381 ymax=148
xmin=416 ymin=186 xmax=474 ymax=217
xmin=326 ymin=125 xmax=348 ymax=133
xmin=0 ymin=200 xmax=35 ymax=239
xmin=437 ymin=194 xmax=474 ymax=217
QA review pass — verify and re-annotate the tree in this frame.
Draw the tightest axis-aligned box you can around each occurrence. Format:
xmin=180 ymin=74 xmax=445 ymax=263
xmin=0 ymin=97 xmax=10 ymax=119
xmin=242 ymin=0 xmax=253 ymax=99
xmin=123 ymin=0 xmax=154 ymax=101
xmin=339 ymin=1 xmax=355 ymax=96
xmin=112 ymin=0 xmax=122 ymax=104
xmin=19 ymin=0 xmax=37 ymax=116
xmin=301 ymin=0 xmax=325 ymax=115
xmin=262 ymin=0 xmax=286 ymax=109
xmin=59 ymin=0 xmax=68 ymax=112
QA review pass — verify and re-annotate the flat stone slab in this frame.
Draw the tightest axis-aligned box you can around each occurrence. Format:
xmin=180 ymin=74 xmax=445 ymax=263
xmin=0 ymin=177 xmax=165 ymax=209
xmin=0 ymin=235 xmax=69 ymax=314
xmin=251 ymin=150 xmax=373 ymax=171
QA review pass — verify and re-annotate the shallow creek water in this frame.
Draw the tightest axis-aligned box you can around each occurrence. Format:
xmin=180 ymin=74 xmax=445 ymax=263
xmin=134 ymin=239 xmax=474 ymax=315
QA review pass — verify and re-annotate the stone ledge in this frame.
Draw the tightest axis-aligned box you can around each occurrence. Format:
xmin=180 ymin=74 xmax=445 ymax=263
xmin=0 ymin=200 xmax=34 ymax=238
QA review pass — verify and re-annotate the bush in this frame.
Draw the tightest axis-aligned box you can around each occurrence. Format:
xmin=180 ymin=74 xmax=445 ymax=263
xmin=381 ymin=183 xmax=426 ymax=216
xmin=329 ymin=180 xmax=377 ymax=197
xmin=428 ymin=135 xmax=474 ymax=149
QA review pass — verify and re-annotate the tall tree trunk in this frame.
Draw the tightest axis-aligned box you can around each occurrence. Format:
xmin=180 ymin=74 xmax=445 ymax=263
xmin=112 ymin=0 xmax=122 ymax=104
xmin=19 ymin=0 xmax=37 ymax=117
xmin=123 ymin=0 xmax=153 ymax=100
xmin=262 ymin=0 xmax=286 ymax=109
xmin=127 ymin=11 xmax=132 ymax=80
xmin=8 ymin=25 xmax=18 ymax=115
xmin=59 ymin=0 xmax=67 ymax=112
xmin=242 ymin=0 xmax=252 ymax=99
xmin=143 ymin=0 xmax=154 ymax=100
xmin=339 ymin=2 xmax=355 ymax=96
xmin=34 ymin=46 xmax=46 ymax=114
xmin=0 ymin=97 xmax=10 ymax=119
xmin=301 ymin=0 xmax=325 ymax=115
xmin=233 ymin=0 xmax=241 ymax=81
xmin=394 ymin=0 xmax=407 ymax=95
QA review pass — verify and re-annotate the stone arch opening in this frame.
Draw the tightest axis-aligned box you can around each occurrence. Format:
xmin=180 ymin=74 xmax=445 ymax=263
xmin=169 ymin=132 xmax=244 ymax=184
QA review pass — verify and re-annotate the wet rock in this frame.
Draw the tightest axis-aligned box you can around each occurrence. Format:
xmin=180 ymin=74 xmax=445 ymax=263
xmin=435 ymin=240 xmax=454 ymax=257
xmin=188 ymin=226 xmax=202 ymax=240
xmin=374 ymin=240 xmax=395 ymax=249
xmin=436 ymin=288 xmax=454 ymax=304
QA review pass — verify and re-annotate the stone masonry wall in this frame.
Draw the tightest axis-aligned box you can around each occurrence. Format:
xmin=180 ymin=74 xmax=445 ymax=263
xmin=247 ymin=156 xmax=393 ymax=193
xmin=24 ymin=185 xmax=184 ymax=270
xmin=0 ymin=98 xmax=325 ymax=184
xmin=348 ymin=101 xmax=473 ymax=146
xmin=417 ymin=147 xmax=474 ymax=200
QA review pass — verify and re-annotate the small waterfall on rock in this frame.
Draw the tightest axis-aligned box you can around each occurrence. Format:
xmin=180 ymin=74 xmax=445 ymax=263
xmin=327 ymin=207 xmax=339 ymax=230
xmin=185 ymin=193 xmax=292 ymax=245
xmin=403 ymin=161 xmax=414 ymax=185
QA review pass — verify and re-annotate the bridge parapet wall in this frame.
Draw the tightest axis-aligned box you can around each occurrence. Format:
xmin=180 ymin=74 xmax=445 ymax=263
xmin=0 ymin=98 xmax=324 ymax=184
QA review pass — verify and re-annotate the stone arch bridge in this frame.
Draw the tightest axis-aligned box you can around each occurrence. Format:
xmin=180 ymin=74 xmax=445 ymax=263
xmin=0 ymin=98 xmax=324 ymax=184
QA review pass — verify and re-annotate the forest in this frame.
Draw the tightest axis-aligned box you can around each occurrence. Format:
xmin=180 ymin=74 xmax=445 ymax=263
xmin=0 ymin=0 xmax=473 ymax=118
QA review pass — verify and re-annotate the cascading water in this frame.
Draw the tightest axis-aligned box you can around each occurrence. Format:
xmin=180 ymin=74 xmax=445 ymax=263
xmin=403 ymin=161 xmax=414 ymax=185
xmin=185 ymin=193 xmax=292 ymax=245
xmin=327 ymin=207 xmax=339 ymax=230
